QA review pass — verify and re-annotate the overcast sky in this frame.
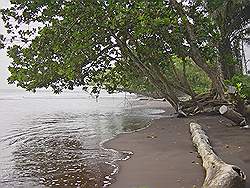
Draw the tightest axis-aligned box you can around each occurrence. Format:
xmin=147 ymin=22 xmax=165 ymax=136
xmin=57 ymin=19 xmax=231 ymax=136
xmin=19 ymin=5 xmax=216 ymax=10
xmin=0 ymin=0 xmax=249 ymax=89
xmin=0 ymin=0 xmax=12 ymax=89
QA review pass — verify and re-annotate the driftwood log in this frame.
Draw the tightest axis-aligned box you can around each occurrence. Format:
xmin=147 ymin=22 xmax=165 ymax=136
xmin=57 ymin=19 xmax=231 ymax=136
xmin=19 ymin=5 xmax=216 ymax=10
xmin=190 ymin=123 xmax=246 ymax=188
xmin=219 ymin=105 xmax=247 ymax=126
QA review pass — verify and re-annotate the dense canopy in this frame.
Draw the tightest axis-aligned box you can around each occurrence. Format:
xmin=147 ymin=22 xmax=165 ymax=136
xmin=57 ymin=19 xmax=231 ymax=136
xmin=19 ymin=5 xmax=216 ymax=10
xmin=1 ymin=0 xmax=250 ymax=115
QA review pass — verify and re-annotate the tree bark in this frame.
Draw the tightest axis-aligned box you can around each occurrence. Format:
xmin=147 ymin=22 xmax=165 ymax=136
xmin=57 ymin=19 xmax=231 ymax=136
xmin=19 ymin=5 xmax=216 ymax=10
xmin=190 ymin=122 xmax=246 ymax=188
xmin=170 ymin=0 xmax=226 ymax=100
xmin=219 ymin=105 xmax=247 ymax=126
xmin=112 ymin=31 xmax=181 ymax=110
xmin=218 ymin=38 xmax=237 ymax=80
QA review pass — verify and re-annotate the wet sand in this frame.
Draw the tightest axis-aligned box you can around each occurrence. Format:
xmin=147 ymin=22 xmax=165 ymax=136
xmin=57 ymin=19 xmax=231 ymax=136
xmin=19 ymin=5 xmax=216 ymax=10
xmin=105 ymin=106 xmax=204 ymax=188
xmin=105 ymin=105 xmax=250 ymax=188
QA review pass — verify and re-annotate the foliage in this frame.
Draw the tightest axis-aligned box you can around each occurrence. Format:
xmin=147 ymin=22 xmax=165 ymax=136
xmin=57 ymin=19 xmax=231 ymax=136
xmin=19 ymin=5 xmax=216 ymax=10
xmin=206 ymin=0 xmax=250 ymax=79
xmin=170 ymin=56 xmax=211 ymax=94
xmin=183 ymin=62 xmax=211 ymax=94
xmin=225 ymin=75 xmax=250 ymax=99
xmin=0 ymin=0 xmax=249 ymax=111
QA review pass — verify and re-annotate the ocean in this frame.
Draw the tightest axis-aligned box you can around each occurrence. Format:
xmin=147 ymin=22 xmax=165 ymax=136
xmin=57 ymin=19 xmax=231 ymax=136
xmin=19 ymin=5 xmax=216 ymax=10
xmin=0 ymin=89 xmax=166 ymax=187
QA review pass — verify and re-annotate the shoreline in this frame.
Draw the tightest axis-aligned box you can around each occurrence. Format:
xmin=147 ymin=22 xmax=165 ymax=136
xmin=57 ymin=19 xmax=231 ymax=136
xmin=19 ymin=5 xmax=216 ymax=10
xmin=100 ymin=100 xmax=174 ymax=187
xmin=100 ymin=122 xmax=153 ymax=187
xmin=101 ymin=120 xmax=157 ymax=186
xmin=103 ymin=105 xmax=204 ymax=188
xmin=103 ymin=104 xmax=250 ymax=188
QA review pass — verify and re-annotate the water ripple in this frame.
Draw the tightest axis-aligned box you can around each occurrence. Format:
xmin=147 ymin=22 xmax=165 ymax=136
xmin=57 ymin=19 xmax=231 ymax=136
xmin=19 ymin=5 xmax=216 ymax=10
xmin=0 ymin=98 xmax=167 ymax=187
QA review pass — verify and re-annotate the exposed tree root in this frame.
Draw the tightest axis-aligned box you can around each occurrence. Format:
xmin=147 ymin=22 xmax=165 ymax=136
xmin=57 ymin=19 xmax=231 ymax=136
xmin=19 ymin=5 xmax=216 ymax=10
xmin=180 ymin=95 xmax=228 ymax=116
xmin=190 ymin=123 xmax=246 ymax=188
xmin=133 ymin=90 xmax=248 ymax=126
xmin=177 ymin=93 xmax=249 ymax=127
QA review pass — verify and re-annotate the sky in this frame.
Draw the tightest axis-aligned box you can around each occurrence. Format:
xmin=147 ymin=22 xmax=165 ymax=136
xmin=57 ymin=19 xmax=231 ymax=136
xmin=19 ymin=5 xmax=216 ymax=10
xmin=0 ymin=0 xmax=249 ymax=89
xmin=0 ymin=0 xmax=12 ymax=89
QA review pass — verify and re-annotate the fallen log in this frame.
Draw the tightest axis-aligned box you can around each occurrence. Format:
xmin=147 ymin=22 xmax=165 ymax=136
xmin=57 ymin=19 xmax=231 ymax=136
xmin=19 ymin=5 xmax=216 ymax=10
xmin=219 ymin=105 xmax=247 ymax=126
xmin=190 ymin=123 xmax=246 ymax=188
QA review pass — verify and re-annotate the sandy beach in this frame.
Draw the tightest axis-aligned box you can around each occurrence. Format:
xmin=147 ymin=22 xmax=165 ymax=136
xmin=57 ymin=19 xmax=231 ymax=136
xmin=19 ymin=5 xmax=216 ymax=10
xmin=105 ymin=104 xmax=250 ymax=188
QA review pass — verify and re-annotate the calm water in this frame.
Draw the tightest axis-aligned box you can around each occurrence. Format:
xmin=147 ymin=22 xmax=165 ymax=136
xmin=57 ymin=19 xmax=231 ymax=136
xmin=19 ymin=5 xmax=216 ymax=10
xmin=0 ymin=89 xmax=167 ymax=187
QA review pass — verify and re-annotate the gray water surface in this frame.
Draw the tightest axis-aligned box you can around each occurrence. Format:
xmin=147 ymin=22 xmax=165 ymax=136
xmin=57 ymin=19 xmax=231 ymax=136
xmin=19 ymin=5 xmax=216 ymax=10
xmin=0 ymin=89 xmax=167 ymax=187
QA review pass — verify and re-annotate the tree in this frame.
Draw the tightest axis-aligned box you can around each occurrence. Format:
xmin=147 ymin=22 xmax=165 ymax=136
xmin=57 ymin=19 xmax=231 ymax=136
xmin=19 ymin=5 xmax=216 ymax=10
xmin=205 ymin=0 xmax=250 ymax=80
xmin=1 ymin=0 xmax=249 ymax=120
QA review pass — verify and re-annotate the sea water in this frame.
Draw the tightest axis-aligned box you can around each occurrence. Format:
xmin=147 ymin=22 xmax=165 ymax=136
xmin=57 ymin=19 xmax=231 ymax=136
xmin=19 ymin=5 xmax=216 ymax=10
xmin=0 ymin=89 xmax=166 ymax=187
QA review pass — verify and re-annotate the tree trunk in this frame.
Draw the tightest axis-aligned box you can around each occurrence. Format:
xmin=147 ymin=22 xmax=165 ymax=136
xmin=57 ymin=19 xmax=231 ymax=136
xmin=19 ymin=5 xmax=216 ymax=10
xmin=170 ymin=0 xmax=226 ymax=100
xmin=219 ymin=38 xmax=237 ymax=80
xmin=190 ymin=123 xmax=246 ymax=188
xmin=113 ymin=33 xmax=181 ymax=110
xmin=209 ymin=71 xmax=226 ymax=100
xmin=219 ymin=105 xmax=247 ymax=126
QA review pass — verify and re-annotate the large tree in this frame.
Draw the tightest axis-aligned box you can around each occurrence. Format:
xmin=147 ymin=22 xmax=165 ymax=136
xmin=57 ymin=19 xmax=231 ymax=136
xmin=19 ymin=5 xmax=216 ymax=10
xmin=1 ymin=0 xmax=249 ymax=119
xmin=206 ymin=0 xmax=250 ymax=79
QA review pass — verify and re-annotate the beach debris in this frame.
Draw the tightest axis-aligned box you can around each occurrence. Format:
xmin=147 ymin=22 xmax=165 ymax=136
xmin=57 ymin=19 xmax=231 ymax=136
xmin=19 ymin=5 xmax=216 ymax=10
xmin=219 ymin=105 xmax=247 ymax=127
xmin=190 ymin=122 xmax=246 ymax=188
xmin=146 ymin=135 xmax=157 ymax=139
xmin=241 ymin=125 xmax=250 ymax=129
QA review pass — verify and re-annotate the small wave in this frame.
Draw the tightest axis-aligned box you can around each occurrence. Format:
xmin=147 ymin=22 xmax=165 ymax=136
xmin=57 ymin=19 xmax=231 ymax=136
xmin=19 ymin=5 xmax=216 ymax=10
xmin=0 ymin=98 xmax=169 ymax=187
xmin=0 ymin=97 xmax=23 ymax=100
